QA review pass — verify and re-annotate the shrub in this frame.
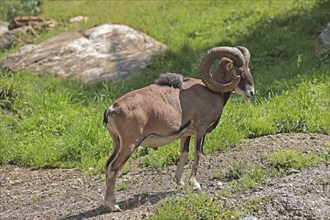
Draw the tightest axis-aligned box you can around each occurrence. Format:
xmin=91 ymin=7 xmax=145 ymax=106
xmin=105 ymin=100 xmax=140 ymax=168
xmin=0 ymin=0 xmax=43 ymax=21
xmin=267 ymin=149 xmax=321 ymax=174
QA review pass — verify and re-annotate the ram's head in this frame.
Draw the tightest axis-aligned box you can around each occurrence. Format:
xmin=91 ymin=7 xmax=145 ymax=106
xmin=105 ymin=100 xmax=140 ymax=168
xmin=199 ymin=46 xmax=254 ymax=98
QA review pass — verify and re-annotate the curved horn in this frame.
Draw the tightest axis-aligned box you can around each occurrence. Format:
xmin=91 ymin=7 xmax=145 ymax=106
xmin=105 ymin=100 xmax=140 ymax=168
xmin=199 ymin=47 xmax=245 ymax=93
xmin=236 ymin=46 xmax=251 ymax=65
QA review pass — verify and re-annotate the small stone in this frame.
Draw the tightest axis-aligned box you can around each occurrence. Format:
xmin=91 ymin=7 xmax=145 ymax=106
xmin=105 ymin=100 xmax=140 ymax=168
xmin=239 ymin=216 xmax=258 ymax=220
xmin=216 ymin=181 xmax=223 ymax=187
xmin=69 ymin=16 xmax=89 ymax=23
xmin=289 ymin=169 xmax=300 ymax=174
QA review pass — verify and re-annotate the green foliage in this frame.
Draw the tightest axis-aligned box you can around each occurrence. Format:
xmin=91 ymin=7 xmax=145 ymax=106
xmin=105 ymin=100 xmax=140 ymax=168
xmin=151 ymin=193 xmax=242 ymax=220
xmin=224 ymin=162 xmax=267 ymax=193
xmin=239 ymin=196 xmax=271 ymax=213
xmin=267 ymin=149 xmax=321 ymax=174
xmin=226 ymin=159 xmax=267 ymax=190
xmin=0 ymin=83 xmax=16 ymax=111
xmin=0 ymin=0 xmax=43 ymax=21
xmin=1 ymin=1 xmax=329 ymax=218
xmin=143 ymin=144 xmax=180 ymax=168
xmin=0 ymin=72 xmax=111 ymax=168
xmin=241 ymin=165 xmax=267 ymax=190
xmin=117 ymin=182 xmax=129 ymax=191
xmin=0 ymin=0 xmax=329 ymax=170
xmin=227 ymin=158 xmax=252 ymax=180
xmin=31 ymin=193 xmax=40 ymax=203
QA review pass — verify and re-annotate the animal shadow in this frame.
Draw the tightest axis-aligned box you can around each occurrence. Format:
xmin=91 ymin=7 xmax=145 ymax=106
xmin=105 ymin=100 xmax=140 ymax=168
xmin=60 ymin=190 xmax=175 ymax=220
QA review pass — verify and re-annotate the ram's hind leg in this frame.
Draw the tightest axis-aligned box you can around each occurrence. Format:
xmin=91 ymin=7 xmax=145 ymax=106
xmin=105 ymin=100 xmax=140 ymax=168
xmin=174 ymin=136 xmax=191 ymax=186
xmin=189 ymin=134 xmax=205 ymax=191
xmin=104 ymin=138 xmax=139 ymax=212
xmin=105 ymin=134 xmax=120 ymax=178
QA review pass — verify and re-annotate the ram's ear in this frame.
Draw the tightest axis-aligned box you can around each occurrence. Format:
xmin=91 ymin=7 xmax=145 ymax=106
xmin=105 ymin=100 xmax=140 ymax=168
xmin=226 ymin=62 xmax=234 ymax=71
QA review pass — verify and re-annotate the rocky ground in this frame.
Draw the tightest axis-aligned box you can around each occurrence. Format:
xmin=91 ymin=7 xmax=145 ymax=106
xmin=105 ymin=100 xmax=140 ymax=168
xmin=0 ymin=133 xmax=329 ymax=220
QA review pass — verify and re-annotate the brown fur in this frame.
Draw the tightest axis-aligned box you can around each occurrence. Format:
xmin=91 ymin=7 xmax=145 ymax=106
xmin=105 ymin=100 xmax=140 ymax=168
xmin=103 ymin=57 xmax=254 ymax=212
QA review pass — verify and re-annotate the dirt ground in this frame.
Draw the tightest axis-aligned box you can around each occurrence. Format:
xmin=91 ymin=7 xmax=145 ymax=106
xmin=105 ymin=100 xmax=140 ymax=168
xmin=0 ymin=133 xmax=329 ymax=220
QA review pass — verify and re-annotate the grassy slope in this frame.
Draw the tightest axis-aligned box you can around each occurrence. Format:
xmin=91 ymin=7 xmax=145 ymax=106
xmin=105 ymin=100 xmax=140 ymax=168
xmin=0 ymin=0 xmax=329 ymax=172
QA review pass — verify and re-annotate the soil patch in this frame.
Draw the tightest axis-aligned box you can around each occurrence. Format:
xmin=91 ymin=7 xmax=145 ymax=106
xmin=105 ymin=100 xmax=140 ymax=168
xmin=0 ymin=133 xmax=329 ymax=220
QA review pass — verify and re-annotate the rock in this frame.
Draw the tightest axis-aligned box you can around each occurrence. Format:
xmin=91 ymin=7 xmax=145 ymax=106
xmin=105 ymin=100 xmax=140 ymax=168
xmin=239 ymin=216 xmax=258 ymax=220
xmin=1 ymin=17 xmax=57 ymax=50
xmin=316 ymin=23 xmax=330 ymax=57
xmin=0 ymin=26 xmax=35 ymax=50
xmin=0 ymin=24 xmax=167 ymax=82
xmin=69 ymin=16 xmax=89 ymax=23
xmin=289 ymin=168 xmax=300 ymax=174
xmin=0 ymin=21 xmax=9 ymax=36
xmin=8 ymin=16 xmax=58 ymax=31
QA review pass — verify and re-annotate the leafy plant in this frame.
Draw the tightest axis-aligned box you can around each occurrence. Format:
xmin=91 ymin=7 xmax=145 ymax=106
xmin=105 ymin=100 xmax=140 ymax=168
xmin=117 ymin=182 xmax=129 ymax=191
xmin=267 ymin=149 xmax=321 ymax=174
xmin=0 ymin=84 xmax=16 ymax=111
xmin=151 ymin=193 xmax=242 ymax=220
xmin=0 ymin=0 xmax=329 ymax=172
xmin=31 ymin=194 xmax=40 ymax=203
xmin=241 ymin=165 xmax=267 ymax=190
xmin=226 ymin=158 xmax=252 ymax=180
xmin=1 ymin=0 xmax=43 ymax=21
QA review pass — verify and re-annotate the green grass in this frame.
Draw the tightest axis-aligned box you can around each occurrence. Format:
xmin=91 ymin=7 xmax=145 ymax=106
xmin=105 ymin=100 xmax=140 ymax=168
xmin=1 ymin=1 xmax=329 ymax=218
xmin=267 ymin=149 xmax=322 ymax=174
xmin=0 ymin=73 xmax=112 ymax=169
xmin=151 ymin=193 xmax=242 ymax=220
xmin=1 ymin=1 xmax=329 ymax=170
xmin=0 ymin=1 xmax=330 ymax=172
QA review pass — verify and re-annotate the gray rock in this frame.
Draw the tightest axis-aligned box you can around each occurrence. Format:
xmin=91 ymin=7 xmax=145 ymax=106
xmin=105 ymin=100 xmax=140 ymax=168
xmin=69 ymin=16 xmax=89 ymax=23
xmin=240 ymin=216 xmax=258 ymax=220
xmin=0 ymin=21 xmax=9 ymax=36
xmin=0 ymin=24 xmax=167 ymax=82
xmin=0 ymin=26 xmax=35 ymax=50
xmin=316 ymin=23 xmax=330 ymax=57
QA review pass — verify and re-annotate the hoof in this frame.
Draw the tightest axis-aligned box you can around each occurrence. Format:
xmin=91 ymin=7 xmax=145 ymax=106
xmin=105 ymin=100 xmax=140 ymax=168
xmin=193 ymin=184 xmax=202 ymax=192
xmin=193 ymin=185 xmax=202 ymax=192
xmin=103 ymin=201 xmax=123 ymax=212
xmin=175 ymin=181 xmax=186 ymax=191
xmin=174 ymin=176 xmax=185 ymax=188
xmin=189 ymin=179 xmax=202 ymax=192
xmin=177 ymin=180 xmax=185 ymax=187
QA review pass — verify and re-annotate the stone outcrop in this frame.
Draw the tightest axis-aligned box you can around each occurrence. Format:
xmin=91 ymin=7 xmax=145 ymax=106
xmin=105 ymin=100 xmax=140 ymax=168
xmin=0 ymin=24 xmax=167 ymax=82
xmin=8 ymin=16 xmax=58 ymax=31
xmin=0 ymin=26 xmax=35 ymax=50
xmin=0 ymin=17 xmax=58 ymax=50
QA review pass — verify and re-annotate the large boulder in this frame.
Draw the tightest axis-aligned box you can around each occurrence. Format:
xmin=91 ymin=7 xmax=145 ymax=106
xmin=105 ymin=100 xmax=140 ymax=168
xmin=0 ymin=24 xmax=167 ymax=82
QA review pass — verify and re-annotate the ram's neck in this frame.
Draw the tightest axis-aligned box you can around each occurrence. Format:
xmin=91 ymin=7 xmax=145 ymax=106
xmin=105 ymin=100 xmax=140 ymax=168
xmin=223 ymin=92 xmax=231 ymax=107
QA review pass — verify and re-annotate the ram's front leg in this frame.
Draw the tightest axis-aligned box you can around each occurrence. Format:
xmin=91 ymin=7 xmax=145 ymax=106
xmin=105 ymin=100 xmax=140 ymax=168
xmin=189 ymin=134 xmax=205 ymax=191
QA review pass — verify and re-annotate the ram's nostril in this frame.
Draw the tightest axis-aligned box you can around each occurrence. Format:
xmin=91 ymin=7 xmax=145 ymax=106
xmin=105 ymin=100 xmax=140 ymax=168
xmin=250 ymin=90 xmax=254 ymax=96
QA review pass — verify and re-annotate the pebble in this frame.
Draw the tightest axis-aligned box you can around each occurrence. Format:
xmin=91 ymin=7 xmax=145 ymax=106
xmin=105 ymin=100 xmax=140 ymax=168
xmin=240 ymin=216 xmax=258 ymax=220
